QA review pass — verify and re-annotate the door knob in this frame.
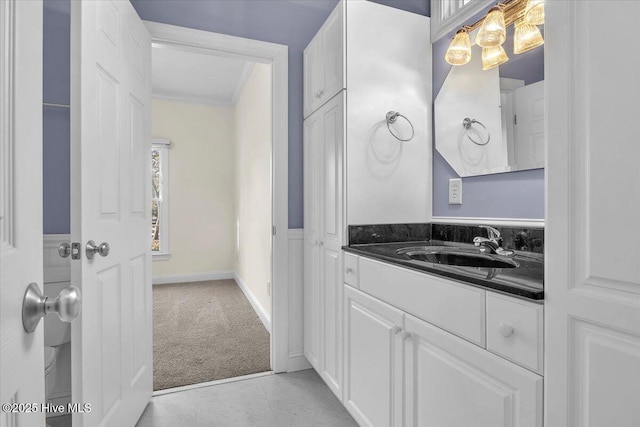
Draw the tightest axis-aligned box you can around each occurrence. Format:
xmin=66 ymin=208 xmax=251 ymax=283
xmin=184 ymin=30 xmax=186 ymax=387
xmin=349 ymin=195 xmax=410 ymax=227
xmin=22 ymin=283 xmax=82 ymax=333
xmin=58 ymin=242 xmax=71 ymax=258
xmin=86 ymin=240 xmax=110 ymax=259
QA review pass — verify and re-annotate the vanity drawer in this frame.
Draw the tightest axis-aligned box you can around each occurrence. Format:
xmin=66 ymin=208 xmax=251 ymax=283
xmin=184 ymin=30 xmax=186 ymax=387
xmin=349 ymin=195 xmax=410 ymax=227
xmin=358 ymin=257 xmax=486 ymax=346
xmin=486 ymin=293 xmax=544 ymax=374
xmin=343 ymin=252 xmax=359 ymax=288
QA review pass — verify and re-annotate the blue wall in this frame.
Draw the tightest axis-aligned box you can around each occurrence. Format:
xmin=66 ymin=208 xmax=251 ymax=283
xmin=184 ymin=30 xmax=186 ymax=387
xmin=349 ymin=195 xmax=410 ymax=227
xmin=43 ymin=0 xmax=71 ymax=234
xmin=431 ymin=4 xmax=545 ymax=219
xmin=42 ymin=0 xmax=430 ymax=233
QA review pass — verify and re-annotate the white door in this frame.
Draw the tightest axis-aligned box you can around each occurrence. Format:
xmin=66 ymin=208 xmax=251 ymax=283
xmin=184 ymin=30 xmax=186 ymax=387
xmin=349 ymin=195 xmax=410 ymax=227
xmin=303 ymin=105 xmax=322 ymax=370
xmin=343 ymin=286 xmax=404 ymax=427
xmin=513 ymin=80 xmax=544 ymax=169
xmin=70 ymin=1 xmax=152 ymax=426
xmin=545 ymin=1 xmax=640 ymax=426
xmin=0 ymin=1 xmax=45 ymax=426
xmin=319 ymin=91 xmax=344 ymax=399
xmin=404 ymin=314 xmax=543 ymax=427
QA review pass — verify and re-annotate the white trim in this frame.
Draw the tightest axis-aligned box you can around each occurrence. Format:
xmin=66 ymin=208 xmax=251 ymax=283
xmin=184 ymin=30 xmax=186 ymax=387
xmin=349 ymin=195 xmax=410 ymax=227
xmin=230 ymin=62 xmax=255 ymax=106
xmin=151 ymin=137 xmax=171 ymax=147
xmin=151 ymin=252 xmax=171 ymax=261
xmin=152 ymin=270 xmax=234 ymax=285
xmin=431 ymin=216 xmax=545 ymax=228
xmin=152 ymin=371 xmax=273 ymax=397
xmin=430 ymin=0 xmax=493 ymax=43
xmin=234 ymin=272 xmax=272 ymax=333
xmin=145 ymin=20 xmax=289 ymax=373
xmin=286 ymin=351 xmax=312 ymax=372
xmin=287 ymin=228 xmax=304 ymax=239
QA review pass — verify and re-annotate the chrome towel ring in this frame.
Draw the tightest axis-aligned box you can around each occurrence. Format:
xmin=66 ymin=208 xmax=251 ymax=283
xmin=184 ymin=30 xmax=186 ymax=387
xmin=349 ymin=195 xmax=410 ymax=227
xmin=462 ymin=117 xmax=490 ymax=146
xmin=386 ymin=111 xmax=414 ymax=142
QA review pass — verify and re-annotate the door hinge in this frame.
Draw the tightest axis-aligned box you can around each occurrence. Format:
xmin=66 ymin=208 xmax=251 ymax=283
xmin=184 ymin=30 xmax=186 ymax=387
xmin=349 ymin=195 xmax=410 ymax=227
xmin=71 ymin=242 xmax=81 ymax=260
xmin=514 ymin=114 xmax=518 ymax=125
xmin=272 ymin=226 xmax=277 ymax=236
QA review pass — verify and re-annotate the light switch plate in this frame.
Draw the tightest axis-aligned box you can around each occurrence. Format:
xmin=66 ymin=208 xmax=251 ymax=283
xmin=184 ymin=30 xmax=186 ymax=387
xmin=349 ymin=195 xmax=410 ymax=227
xmin=449 ymin=178 xmax=462 ymax=204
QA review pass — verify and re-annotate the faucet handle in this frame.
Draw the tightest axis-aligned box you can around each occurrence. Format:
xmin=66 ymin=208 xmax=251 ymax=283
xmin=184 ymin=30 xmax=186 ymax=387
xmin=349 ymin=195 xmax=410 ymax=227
xmin=479 ymin=225 xmax=501 ymax=241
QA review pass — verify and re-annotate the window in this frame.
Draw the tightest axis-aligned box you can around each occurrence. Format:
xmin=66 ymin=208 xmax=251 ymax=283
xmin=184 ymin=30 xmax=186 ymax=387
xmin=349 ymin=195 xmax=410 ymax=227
xmin=152 ymin=138 xmax=171 ymax=260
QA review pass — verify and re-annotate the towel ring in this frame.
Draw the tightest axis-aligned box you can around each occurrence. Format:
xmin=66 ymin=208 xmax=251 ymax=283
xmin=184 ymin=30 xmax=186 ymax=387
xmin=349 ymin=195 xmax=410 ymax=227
xmin=386 ymin=111 xmax=414 ymax=142
xmin=462 ymin=117 xmax=490 ymax=146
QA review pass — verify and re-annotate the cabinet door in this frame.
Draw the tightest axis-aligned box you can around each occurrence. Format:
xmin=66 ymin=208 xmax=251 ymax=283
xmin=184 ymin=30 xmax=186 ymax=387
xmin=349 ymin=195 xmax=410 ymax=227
xmin=319 ymin=92 xmax=344 ymax=399
xmin=344 ymin=285 xmax=405 ymax=427
xmin=320 ymin=2 xmax=344 ymax=104
xmin=303 ymin=109 xmax=322 ymax=370
xmin=404 ymin=314 xmax=543 ymax=427
xmin=303 ymin=35 xmax=322 ymax=119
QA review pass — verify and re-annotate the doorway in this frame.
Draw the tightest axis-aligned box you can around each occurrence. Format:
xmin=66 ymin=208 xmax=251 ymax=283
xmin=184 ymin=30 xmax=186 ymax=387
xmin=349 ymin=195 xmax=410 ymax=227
xmin=149 ymin=44 xmax=273 ymax=390
xmin=144 ymin=21 xmax=289 ymax=392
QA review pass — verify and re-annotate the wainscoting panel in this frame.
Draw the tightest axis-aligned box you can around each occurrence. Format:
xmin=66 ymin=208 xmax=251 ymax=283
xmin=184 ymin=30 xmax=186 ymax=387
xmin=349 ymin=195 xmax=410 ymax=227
xmin=287 ymin=229 xmax=311 ymax=372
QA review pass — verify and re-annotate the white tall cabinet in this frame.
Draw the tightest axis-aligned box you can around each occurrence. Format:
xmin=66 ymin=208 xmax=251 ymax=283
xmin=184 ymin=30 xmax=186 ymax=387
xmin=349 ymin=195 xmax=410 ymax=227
xmin=303 ymin=0 xmax=431 ymax=403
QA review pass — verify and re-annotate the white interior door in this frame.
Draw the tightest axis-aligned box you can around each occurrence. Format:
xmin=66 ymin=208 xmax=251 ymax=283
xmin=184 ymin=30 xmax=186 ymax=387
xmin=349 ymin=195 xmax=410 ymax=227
xmin=546 ymin=1 xmax=640 ymax=426
xmin=0 ymin=1 xmax=44 ymax=426
xmin=514 ymin=80 xmax=544 ymax=169
xmin=70 ymin=1 xmax=152 ymax=426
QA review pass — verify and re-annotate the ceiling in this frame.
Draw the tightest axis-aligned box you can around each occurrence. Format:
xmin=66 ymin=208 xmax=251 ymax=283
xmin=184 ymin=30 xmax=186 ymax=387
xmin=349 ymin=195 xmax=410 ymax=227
xmin=151 ymin=45 xmax=254 ymax=107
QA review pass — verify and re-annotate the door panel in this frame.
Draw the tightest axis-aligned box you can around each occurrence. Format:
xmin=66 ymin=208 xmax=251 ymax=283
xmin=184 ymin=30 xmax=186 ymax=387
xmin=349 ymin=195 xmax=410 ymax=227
xmin=343 ymin=286 xmax=404 ymax=427
xmin=0 ymin=1 xmax=44 ymax=426
xmin=303 ymin=108 xmax=322 ymax=370
xmin=546 ymin=2 xmax=640 ymax=426
xmin=405 ymin=314 xmax=542 ymax=427
xmin=321 ymin=3 xmax=344 ymax=104
xmin=71 ymin=1 xmax=152 ymax=426
xmin=321 ymin=247 xmax=341 ymax=393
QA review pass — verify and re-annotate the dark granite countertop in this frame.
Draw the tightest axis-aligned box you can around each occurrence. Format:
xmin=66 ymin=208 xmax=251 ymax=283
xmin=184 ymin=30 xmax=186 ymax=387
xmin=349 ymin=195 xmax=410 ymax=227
xmin=343 ymin=240 xmax=544 ymax=301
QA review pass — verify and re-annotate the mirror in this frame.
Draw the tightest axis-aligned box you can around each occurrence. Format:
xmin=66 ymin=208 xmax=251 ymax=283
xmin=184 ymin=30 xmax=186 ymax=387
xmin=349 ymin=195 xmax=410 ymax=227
xmin=435 ymin=27 xmax=544 ymax=177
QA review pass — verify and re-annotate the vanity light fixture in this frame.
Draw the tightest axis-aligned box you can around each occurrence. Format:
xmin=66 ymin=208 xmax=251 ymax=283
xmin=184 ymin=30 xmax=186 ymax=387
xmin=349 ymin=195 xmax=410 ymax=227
xmin=513 ymin=18 xmax=544 ymax=54
xmin=445 ymin=28 xmax=472 ymax=65
xmin=444 ymin=0 xmax=544 ymax=69
xmin=476 ymin=6 xmax=507 ymax=47
xmin=482 ymin=45 xmax=510 ymax=70
xmin=524 ymin=0 xmax=545 ymax=25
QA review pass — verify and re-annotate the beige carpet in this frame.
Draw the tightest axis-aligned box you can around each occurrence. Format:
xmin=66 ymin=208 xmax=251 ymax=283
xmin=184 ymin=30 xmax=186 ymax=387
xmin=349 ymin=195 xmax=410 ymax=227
xmin=153 ymin=279 xmax=270 ymax=391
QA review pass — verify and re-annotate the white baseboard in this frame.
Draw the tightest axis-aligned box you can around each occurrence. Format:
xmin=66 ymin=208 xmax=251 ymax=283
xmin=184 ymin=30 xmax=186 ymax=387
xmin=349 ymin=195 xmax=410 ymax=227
xmin=287 ymin=351 xmax=312 ymax=372
xmin=152 ymin=271 xmax=234 ymax=285
xmin=234 ymin=273 xmax=272 ymax=334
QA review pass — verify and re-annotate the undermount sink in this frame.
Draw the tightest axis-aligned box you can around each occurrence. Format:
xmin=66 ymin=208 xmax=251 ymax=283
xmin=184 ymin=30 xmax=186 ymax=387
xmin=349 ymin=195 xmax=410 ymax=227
xmin=396 ymin=246 xmax=518 ymax=269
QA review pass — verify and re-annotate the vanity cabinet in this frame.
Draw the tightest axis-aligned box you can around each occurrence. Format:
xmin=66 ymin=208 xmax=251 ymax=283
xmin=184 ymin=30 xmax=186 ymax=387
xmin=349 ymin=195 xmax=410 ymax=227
xmin=303 ymin=3 xmax=344 ymax=119
xmin=342 ymin=254 xmax=544 ymax=427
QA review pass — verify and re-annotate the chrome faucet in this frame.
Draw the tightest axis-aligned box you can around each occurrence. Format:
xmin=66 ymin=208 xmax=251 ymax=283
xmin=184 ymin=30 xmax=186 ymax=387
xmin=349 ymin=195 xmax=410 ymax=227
xmin=473 ymin=225 xmax=514 ymax=257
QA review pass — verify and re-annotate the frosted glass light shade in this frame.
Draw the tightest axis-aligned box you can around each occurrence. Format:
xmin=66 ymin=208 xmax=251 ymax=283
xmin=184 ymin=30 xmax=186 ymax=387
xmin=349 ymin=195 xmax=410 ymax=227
xmin=482 ymin=45 xmax=509 ymax=70
xmin=445 ymin=29 xmax=472 ymax=65
xmin=524 ymin=0 xmax=545 ymax=25
xmin=514 ymin=19 xmax=544 ymax=54
xmin=476 ymin=7 xmax=506 ymax=47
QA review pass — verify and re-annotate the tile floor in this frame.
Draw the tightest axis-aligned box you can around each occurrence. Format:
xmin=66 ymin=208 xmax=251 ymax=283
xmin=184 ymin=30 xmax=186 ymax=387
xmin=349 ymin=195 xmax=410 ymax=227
xmin=136 ymin=369 xmax=358 ymax=427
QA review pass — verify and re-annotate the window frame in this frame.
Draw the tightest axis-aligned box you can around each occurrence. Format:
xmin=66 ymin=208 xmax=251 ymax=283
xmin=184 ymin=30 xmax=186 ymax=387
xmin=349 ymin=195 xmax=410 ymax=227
xmin=151 ymin=138 xmax=171 ymax=261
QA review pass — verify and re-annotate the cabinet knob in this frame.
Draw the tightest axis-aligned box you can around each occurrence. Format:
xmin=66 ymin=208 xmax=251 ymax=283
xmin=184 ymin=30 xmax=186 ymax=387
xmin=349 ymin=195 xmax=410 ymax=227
xmin=314 ymin=240 xmax=319 ymax=246
xmin=400 ymin=331 xmax=412 ymax=340
xmin=392 ymin=326 xmax=402 ymax=335
xmin=319 ymin=241 xmax=324 ymax=247
xmin=346 ymin=267 xmax=353 ymax=274
xmin=499 ymin=323 xmax=515 ymax=338
xmin=319 ymin=89 xmax=324 ymax=97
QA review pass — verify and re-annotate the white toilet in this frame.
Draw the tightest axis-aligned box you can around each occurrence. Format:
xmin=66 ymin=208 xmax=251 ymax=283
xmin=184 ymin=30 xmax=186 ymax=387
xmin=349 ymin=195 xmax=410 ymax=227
xmin=43 ymin=282 xmax=72 ymax=399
